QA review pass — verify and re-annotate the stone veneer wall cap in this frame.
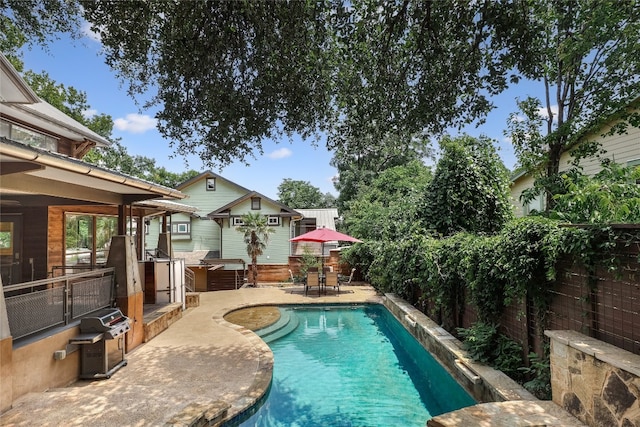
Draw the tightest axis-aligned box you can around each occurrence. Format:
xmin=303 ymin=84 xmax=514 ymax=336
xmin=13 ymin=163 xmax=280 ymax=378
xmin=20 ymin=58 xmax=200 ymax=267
xmin=547 ymin=330 xmax=640 ymax=378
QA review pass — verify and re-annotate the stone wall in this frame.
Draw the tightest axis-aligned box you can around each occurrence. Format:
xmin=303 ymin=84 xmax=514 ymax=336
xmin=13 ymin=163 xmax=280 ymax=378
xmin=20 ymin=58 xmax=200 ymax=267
xmin=546 ymin=330 xmax=640 ymax=426
xmin=384 ymin=294 xmax=536 ymax=404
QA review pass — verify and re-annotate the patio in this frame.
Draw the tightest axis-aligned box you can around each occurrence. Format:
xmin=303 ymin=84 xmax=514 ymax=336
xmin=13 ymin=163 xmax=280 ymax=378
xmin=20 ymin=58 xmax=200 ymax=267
xmin=0 ymin=284 xmax=583 ymax=427
xmin=0 ymin=285 xmax=381 ymax=426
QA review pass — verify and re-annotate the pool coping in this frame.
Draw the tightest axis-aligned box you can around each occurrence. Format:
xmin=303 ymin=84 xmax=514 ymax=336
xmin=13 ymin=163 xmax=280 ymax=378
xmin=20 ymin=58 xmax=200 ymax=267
xmin=382 ymin=294 xmax=537 ymax=403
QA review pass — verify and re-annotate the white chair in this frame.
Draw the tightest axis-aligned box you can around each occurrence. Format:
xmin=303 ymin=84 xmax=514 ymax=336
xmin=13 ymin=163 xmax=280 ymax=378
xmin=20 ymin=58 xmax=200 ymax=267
xmin=340 ymin=268 xmax=356 ymax=285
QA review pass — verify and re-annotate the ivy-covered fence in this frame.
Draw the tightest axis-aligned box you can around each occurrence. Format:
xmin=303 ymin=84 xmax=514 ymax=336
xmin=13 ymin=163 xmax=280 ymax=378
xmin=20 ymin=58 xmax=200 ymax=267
xmin=548 ymin=230 xmax=640 ymax=354
xmin=342 ymin=219 xmax=640 ymax=356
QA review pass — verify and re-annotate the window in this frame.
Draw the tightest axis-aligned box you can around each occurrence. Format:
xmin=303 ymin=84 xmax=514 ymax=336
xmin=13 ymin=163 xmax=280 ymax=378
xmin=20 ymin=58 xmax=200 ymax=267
xmin=171 ymin=222 xmax=191 ymax=235
xmin=65 ymin=214 xmax=117 ymax=266
xmin=251 ymin=197 xmax=261 ymax=210
xmin=0 ymin=222 xmax=13 ymax=255
xmin=522 ymin=192 xmax=544 ymax=216
xmin=268 ymin=216 xmax=280 ymax=226
xmin=206 ymin=177 xmax=216 ymax=191
xmin=0 ymin=118 xmax=58 ymax=152
xmin=233 ymin=217 xmax=245 ymax=226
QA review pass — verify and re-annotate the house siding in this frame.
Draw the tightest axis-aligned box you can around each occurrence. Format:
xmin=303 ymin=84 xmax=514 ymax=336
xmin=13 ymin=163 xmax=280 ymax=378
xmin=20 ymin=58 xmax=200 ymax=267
xmin=161 ymin=174 xmax=297 ymax=264
xmin=168 ymin=176 xmax=248 ymax=253
xmin=222 ymin=214 xmax=292 ymax=265
xmin=512 ymin=117 xmax=640 ymax=217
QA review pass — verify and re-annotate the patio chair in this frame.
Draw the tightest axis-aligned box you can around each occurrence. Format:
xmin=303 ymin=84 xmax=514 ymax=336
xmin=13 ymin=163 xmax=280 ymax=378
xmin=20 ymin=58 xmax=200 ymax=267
xmin=289 ymin=269 xmax=302 ymax=286
xmin=306 ymin=271 xmax=320 ymax=296
xmin=325 ymin=271 xmax=340 ymax=294
xmin=339 ymin=268 xmax=356 ymax=285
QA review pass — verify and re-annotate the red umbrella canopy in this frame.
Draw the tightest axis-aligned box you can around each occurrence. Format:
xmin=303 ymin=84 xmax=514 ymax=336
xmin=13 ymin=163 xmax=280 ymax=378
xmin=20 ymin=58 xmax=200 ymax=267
xmin=290 ymin=227 xmax=362 ymax=243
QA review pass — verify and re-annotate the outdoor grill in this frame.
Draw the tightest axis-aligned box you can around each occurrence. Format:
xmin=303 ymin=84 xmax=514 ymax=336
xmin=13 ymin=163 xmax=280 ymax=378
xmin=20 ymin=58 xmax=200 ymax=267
xmin=69 ymin=308 xmax=130 ymax=379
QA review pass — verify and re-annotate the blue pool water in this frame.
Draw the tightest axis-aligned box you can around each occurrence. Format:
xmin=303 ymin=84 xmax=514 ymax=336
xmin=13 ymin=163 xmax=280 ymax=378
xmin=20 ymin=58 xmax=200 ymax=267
xmin=234 ymin=305 xmax=475 ymax=426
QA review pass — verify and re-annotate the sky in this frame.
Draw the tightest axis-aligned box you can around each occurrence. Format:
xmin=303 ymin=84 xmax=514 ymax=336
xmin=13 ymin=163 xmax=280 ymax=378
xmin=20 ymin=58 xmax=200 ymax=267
xmin=18 ymin=28 xmax=526 ymax=200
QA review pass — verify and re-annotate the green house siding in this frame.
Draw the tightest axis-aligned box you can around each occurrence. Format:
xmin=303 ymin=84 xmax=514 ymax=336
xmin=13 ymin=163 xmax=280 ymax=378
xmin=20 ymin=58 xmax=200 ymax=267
xmin=223 ymin=217 xmax=292 ymax=264
xmin=181 ymin=177 xmax=248 ymax=217
xmin=170 ymin=218 xmax=220 ymax=252
xmin=143 ymin=172 xmax=299 ymax=264
xmin=144 ymin=218 xmax=162 ymax=253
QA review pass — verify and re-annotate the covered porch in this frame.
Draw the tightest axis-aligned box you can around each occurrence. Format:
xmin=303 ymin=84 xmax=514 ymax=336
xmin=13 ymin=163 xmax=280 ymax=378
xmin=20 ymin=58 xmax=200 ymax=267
xmin=0 ymin=139 xmax=192 ymax=412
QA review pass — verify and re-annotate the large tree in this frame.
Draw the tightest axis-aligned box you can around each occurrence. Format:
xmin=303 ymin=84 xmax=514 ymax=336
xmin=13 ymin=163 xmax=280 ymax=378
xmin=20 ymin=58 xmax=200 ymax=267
xmin=344 ymin=160 xmax=432 ymax=242
xmin=424 ymin=135 xmax=513 ymax=236
xmin=331 ymin=131 xmax=431 ymax=213
xmin=72 ymin=1 xmax=532 ymax=168
xmin=276 ymin=179 xmax=336 ymax=209
xmin=506 ymin=0 xmax=640 ymax=210
xmin=9 ymin=0 xmax=611 ymax=177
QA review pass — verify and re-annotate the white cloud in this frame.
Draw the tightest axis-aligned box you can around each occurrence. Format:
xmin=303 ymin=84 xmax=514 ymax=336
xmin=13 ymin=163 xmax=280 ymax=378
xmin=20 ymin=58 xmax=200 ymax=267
xmin=81 ymin=21 xmax=101 ymax=42
xmin=114 ymin=113 xmax=157 ymax=134
xmin=537 ymin=104 xmax=559 ymax=120
xmin=268 ymin=147 xmax=293 ymax=159
xmin=82 ymin=108 xmax=97 ymax=119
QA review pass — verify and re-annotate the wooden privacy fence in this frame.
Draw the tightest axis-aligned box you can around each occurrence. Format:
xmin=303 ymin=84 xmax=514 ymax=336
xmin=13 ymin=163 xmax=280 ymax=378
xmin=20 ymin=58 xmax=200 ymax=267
xmin=425 ymin=227 xmax=640 ymax=356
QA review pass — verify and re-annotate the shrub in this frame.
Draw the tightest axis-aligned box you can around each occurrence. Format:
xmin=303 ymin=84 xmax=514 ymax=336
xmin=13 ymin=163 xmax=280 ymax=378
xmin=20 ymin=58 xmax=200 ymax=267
xmin=457 ymin=322 xmax=525 ymax=382
xmin=519 ymin=350 xmax=552 ymax=400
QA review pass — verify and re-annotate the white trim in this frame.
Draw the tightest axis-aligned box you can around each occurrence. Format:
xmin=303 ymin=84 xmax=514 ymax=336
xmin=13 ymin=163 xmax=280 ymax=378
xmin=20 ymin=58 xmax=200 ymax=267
xmin=267 ymin=216 xmax=280 ymax=226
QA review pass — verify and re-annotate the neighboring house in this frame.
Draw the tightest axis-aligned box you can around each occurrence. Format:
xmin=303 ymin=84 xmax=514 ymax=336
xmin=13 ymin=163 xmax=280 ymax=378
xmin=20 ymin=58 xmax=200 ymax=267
xmin=147 ymin=171 xmax=303 ymax=289
xmin=511 ymin=103 xmax=640 ymax=217
xmin=0 ymin=53 xmax=190 ymax=412
xmin=291 ymin=208 xmax=340 ymax=256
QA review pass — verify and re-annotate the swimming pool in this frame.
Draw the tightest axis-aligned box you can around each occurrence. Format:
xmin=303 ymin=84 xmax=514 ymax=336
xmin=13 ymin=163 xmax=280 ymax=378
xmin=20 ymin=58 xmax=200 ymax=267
xmin=234 ymin=304 xmax=475 ymax=426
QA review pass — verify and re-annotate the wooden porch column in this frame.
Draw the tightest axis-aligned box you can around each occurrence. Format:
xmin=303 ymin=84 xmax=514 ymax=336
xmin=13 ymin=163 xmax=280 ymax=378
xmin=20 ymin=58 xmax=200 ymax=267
xmin=117 ymin=205 xmax=126 ymax=235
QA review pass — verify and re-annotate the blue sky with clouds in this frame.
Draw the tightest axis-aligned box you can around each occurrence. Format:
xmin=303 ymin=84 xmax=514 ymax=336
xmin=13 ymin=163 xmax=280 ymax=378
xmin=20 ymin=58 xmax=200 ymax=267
xmin=19 ymin=27 xmax=529 ymax=200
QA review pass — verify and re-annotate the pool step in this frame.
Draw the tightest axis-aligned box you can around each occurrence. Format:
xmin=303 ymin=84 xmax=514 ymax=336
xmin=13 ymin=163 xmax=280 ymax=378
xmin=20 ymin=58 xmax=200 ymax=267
xmin=256 ymin=309 xmax=299 ymax=343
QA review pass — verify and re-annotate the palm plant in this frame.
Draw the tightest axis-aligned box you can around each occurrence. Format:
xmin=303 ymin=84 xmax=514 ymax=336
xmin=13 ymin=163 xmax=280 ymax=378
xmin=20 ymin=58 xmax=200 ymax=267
xmin=236 ymin=212 xmax=275 ymax=286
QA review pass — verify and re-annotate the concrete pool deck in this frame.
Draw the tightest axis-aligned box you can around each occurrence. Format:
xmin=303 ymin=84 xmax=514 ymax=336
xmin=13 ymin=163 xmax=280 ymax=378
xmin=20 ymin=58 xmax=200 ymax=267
xmin=0 ymin=285 xmax=382 ymax=426
xmin=0 ymin=285 xmax=584 ymax=426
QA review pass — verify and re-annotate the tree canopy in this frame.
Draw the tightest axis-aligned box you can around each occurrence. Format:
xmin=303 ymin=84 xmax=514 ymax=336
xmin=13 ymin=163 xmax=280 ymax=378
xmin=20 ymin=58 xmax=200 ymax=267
xmin=424 ymin=135 xmax=513 ymax=236
xmin=276 ymin=179 xmax=336 ymax=209
xmin=5 ymin=0 xmax=639 ymax=194
xmin=1 ymin=0 xmax=542 ymax=168
xmin=344 ymin=159 xmax=432 ymax=241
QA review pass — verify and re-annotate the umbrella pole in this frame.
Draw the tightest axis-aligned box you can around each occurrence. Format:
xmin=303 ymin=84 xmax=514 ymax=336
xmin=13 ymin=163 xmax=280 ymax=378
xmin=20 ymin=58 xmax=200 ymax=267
xmin=321 ymin=242 xmax=325 ymax=294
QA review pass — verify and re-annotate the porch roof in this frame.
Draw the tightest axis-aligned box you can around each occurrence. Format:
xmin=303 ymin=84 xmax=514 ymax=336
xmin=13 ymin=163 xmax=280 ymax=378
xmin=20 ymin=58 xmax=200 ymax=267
xmin=0 ymin=54 xmax=110 ymax=147
xmin=0 ymin=138 xmax=186 ymax=205
xmin=135 ymin=199 xmax=198 ymax=216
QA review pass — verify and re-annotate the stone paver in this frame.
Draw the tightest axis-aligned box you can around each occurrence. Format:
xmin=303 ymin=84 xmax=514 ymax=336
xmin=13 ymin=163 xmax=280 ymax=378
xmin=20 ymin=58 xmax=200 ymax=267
xmin=0 ymin=286 xmax=381 ymax=426
xmin=428 ymin=400 xmax=586 ymax=427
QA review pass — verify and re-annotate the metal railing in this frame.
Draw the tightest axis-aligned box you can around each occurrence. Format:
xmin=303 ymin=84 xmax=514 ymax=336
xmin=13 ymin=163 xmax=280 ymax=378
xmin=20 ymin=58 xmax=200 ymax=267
xmin=3 ymin=268 xmax=115 ymax=340
xmin=185 ymin=268 xmax=195 ymax=292
xmin=236 ymin=270 xmax=245 ymax=289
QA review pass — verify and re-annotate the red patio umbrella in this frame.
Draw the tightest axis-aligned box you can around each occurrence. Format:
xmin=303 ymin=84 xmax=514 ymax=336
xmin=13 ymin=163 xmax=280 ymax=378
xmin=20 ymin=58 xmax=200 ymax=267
xmin=290 ymin=227 xmax=362 ymax=275
xmin=290 ymin=227 xmax=362 ymax=245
